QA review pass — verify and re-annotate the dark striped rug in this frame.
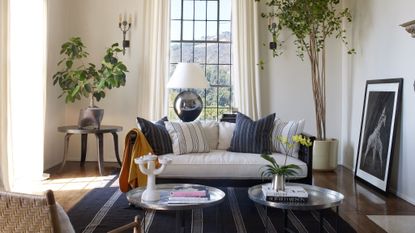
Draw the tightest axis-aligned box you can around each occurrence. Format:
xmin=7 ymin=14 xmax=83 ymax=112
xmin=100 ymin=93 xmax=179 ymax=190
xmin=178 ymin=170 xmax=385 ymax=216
xmin=68 ymin=186 xmax=356 ymax=233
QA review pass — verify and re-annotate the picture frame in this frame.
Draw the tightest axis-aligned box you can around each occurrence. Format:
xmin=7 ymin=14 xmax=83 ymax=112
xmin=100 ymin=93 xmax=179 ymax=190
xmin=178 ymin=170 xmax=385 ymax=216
xmin=355 ymin=78 xmax=403 ymax=192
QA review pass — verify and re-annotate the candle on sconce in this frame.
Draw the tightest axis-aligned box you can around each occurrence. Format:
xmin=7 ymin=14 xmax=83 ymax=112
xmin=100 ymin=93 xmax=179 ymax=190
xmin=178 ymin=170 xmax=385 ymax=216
xmin=119 ymin=14 xmax=122 ymax=24
xmin=128 ymin=15 xmax=132 ymax=24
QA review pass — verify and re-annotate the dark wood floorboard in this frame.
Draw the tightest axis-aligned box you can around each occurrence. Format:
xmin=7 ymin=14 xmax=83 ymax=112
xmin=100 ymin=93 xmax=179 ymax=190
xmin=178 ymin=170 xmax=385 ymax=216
xmin=45 ymin=163 xmax=415 ymax=233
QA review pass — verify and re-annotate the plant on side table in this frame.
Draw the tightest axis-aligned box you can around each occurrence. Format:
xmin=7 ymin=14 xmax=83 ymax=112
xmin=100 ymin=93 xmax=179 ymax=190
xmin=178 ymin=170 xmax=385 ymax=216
xmin=52 ymin=37 xmax=128 ymax=129
xmin=256 ymin=0 xmax=354 ymax=170
xmin=261 ymin=135 xmax=312 ymax=191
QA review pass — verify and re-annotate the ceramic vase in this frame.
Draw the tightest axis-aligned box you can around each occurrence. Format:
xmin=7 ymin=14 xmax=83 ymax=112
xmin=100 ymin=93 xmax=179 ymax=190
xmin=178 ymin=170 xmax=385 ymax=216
xmin=135 ymin=154 xmax=171 ymax=202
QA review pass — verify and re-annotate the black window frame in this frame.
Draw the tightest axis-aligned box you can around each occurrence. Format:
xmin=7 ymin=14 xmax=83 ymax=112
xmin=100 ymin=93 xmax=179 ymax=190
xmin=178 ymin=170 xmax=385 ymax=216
xmin=168 ymin=0 xmax=233 ymax=121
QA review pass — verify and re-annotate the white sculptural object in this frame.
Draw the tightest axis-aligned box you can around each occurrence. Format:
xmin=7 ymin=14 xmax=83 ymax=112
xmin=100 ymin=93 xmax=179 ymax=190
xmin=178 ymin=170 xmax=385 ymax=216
xmin=135 ymin=154 xmax=171 ymax=201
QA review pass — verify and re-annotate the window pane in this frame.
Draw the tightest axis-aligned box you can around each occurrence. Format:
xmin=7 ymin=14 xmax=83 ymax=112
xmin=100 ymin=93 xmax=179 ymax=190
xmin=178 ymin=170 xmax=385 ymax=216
xmin=219 ymin=21 xmax=231 ymax=41
xmin=182 ymin=42 xmax=194 ymax=62
xmin=169 ymin=64 xmax=178 ymax=77
xmin=205 ymin=108 xmax=218 ymax=121
xmin=218 ymin=65 xmax=231 ymax=85
xmin=171 ymin=0 xmax=182 ymax=19
xmin=206 ymin=65 xmax=218 ymax=85
xmin=170 ymin=43 xmax=181 ymax=63
xmin=218 ymin=44 xmax=231 ymax=64
xmin=206 ymin=21 xmax=217 ymax=41
xmin=168 ymin=108 xmax=179 ymax=121
xmin=218 ymin=87 xmax=231 ymax=107
xmin=194 ymin=43 xmax=206 ymax=63
xmin=194 ymin=21 xmax=206 ymax=40
xmin=206 ymin=43 xmax=218 ymax=64
xmin=219 ymin=0 xmax=231 ymax=20
xmin=170 ymin=20 xmax=181 ymax=40
xmin=182 ymin=21 xmax=193 ymax=40
xmin=183 ymin=0 xmax=194 ymax=20
xmin=206 ymin=87 xmax=217 ymax=107
xmin=194 ymin=1 xmax=206 ymax=20
xmin=207 ymin=1 xmax=218 ymax=20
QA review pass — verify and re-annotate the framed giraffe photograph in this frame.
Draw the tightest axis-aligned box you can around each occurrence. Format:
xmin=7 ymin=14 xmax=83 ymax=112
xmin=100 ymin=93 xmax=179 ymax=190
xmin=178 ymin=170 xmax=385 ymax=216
xmin=355 ymin=78 xmax=403 ymax=192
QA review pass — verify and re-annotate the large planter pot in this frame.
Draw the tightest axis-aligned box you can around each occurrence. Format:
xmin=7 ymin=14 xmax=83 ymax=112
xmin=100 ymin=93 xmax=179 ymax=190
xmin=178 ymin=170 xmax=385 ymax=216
xmin=312 ymin=139 xmax=338 ymax=171
xmin=78 ymin=107 xmax=104 ymax=129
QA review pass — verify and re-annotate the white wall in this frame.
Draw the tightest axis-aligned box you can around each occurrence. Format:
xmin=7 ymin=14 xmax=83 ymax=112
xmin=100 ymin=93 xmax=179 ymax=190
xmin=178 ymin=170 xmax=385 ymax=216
xmin=45 ymin=0 xmax=145 ymax=168
xmin=257 ymin=3 xmax=343 ymax=143
xmin=343 ymin=0 xmax=415 ymax=204
xmin=44 ymin=0 xmax=69 ymax=170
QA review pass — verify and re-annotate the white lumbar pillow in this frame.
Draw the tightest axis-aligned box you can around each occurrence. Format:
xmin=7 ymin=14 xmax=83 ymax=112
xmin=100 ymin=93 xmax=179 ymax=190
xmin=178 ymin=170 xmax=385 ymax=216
xmin=200 ymin=120 xmax=219 ymax=149
xmin=272 ymin=118 xmax=305 ymax=158
xmin=165 ymin=121 xmax=210 ymax=155
xmin=217 ymin=122 xmax=236 ymax=150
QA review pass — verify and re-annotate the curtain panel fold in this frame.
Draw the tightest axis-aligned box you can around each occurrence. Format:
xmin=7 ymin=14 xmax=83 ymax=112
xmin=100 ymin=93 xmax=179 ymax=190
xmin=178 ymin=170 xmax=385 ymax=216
xmin=138 ymin=0 xmax=170 ymax=121
xmin=231 ymin=0 xmax=262 ymax=120
xmin=0 ymin=0 xmax=11 ymax=191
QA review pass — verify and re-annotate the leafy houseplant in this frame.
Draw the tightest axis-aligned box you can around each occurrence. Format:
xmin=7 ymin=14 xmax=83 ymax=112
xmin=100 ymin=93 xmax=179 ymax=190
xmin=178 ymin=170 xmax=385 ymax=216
xmin=256 ymin=0 xmax=354 ymax=140
xmin=53 ymin=37 xmax=128 ymax=128
xmin=261 ymin=135 xmax=312 ymax=191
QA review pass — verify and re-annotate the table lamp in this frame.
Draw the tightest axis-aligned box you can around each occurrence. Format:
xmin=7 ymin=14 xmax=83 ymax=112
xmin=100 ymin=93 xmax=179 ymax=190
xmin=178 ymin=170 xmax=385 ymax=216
xmin=167 ymin=63 xmax=209 ymax=122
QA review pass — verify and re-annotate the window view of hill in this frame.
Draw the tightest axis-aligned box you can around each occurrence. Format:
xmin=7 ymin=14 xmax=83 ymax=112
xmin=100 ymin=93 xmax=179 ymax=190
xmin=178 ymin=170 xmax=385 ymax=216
xmin=169 ymin=0 xmax=232 ymax=121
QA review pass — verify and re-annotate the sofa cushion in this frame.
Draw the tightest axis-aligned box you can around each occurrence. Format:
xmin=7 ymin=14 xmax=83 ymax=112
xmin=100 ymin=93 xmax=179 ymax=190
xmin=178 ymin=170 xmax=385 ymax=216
xmin=165 ymin=121 xmax=210 ymax=155
xmin=136 ymin=116 xmax=172 ymax=155
xmin=158 ymin=150 xmax=307 ymax=179
xmin=217 ymin=122 xmax=235 ymax=150
xmin=201 ymin=120 xmax=219 ymax=149
xmin=272 ymin=118 xmax=305 ymax=158
xmin=229 ymin=112 xmax=275 ymax=154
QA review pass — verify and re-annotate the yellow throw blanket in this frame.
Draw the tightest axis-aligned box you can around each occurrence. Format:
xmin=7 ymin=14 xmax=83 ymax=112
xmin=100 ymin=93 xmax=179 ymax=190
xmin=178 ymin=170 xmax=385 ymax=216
xmin=119 ymin=128 xmax=156 ymax=192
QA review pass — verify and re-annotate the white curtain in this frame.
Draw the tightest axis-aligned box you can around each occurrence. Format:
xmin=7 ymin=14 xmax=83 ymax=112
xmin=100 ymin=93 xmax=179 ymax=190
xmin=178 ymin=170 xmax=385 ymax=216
xmin=231 ymin=0 xmax=262 ymax=120
xmin=138 ymin=0 xmax=170 ymax=121
xmin=1 ymin=0 xmax=47 ymax=192
xmin=0 ymin=0 xmax=11 ymax=191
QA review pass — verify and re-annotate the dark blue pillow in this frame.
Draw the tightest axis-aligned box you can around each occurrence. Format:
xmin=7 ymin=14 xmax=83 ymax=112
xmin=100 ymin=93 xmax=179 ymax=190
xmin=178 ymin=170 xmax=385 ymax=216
xmin=229 ymin=113 xmax=275 ymax=154
xmin=136 ymin=116 xmax=172 ymax=155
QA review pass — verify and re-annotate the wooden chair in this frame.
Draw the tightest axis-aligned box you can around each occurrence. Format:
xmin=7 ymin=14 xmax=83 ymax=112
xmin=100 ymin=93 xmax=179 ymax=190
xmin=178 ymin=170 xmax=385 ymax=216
xmin=0 ymin=189 xmax=141 ymax=233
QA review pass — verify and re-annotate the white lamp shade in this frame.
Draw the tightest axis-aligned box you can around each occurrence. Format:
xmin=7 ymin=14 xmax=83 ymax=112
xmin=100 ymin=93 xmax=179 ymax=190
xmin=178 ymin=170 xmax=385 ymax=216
xmin=167 ymin=63 xmax=209 ymax=89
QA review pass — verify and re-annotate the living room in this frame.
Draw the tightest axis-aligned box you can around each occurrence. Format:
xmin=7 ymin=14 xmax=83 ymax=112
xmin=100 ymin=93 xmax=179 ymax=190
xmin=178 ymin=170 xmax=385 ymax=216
xmin=1 ymin=0 xmax=415 ymax=232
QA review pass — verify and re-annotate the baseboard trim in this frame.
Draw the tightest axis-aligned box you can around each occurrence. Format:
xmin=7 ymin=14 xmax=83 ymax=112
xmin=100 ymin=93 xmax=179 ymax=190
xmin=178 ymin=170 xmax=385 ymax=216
xmin=389 ymin=187 xmax=415 ymax=206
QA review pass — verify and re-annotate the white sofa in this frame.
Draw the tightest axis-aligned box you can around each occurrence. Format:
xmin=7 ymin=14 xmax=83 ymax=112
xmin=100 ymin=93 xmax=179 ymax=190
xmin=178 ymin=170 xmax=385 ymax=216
xmin=149 ymin=120 xmax=314 ymax=184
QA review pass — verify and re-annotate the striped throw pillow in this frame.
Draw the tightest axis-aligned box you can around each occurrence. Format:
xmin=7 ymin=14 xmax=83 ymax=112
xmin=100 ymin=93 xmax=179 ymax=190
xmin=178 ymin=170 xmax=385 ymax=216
xmin=136 ymin=116 xmax=172 ymax=155
xmin=229 ymin=112 xmax=276 ymax=154
xmin=272 ymin=118 xmax=305 ymax=158
xmin=165 ymin=121 xmax=210 ymax=155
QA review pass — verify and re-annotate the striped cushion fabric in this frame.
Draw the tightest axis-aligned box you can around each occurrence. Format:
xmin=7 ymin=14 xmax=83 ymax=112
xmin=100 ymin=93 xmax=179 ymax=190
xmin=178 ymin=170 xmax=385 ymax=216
xmin=272 ymin=118 xmax=305 ymax=158
xmin=165 ymin=121 xmax=210 ymax=155
xmin=136 ymin=116 xmax=172 ymax=155
xmin=229 ymin=112 xmax=276 ymax=154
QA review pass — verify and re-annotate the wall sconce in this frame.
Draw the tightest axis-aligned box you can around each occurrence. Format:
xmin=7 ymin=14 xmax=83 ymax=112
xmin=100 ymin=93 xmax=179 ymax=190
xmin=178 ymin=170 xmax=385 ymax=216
xmin=118 ymin=14 xmax=131 ymax=55
xmin=400 ymin=19 xmax=415 ymax=38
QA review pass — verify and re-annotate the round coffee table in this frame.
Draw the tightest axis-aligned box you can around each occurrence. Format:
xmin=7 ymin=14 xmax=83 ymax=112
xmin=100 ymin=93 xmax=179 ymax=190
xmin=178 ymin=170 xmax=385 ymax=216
xmin=248 ymin=183 xmax=344 ymax=233
xmin=126 ymin=183 xmax=226 ymax=233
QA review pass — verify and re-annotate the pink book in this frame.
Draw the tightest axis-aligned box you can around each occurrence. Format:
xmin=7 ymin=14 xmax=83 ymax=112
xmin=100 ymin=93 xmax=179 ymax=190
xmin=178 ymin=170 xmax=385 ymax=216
xmin=170 ymin=190 xmax=207 ymax=197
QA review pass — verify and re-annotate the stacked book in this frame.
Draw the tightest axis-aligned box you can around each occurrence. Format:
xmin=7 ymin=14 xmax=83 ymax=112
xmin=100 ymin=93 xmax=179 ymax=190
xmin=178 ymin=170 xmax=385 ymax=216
xmin=168 ymin=185 xmax=210 ymax=204
xmin=262 ymin=183 xmax=308 ymax=202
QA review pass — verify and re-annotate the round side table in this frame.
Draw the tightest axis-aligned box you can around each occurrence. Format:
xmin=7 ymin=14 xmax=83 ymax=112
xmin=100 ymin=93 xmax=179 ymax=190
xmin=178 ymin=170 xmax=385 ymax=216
xmin=58 ymin=125 xmax=122 ymax=176
xmin=248 ymin=183 xmax=344 ymax=233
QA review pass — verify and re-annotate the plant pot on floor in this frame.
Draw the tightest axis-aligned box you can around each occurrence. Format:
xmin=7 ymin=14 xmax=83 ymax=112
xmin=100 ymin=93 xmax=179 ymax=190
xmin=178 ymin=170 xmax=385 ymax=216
xmin=312 ymin=139 xmax=338 ymax=171
xmin=78 ymin=107 xmax=104 ymax=129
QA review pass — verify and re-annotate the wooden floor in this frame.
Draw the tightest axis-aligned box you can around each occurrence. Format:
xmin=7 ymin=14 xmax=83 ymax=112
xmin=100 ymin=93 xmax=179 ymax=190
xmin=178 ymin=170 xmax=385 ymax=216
xmin=45 ymin=162 xmax=415 ymax=233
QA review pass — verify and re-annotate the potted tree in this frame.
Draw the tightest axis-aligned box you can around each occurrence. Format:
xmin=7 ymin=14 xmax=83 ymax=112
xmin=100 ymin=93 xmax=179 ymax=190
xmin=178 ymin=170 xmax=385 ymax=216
xmin=53 ymin=37 xmax=128 ymax=129
xmin=256 ymin=0 xmax=354 ymax=170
